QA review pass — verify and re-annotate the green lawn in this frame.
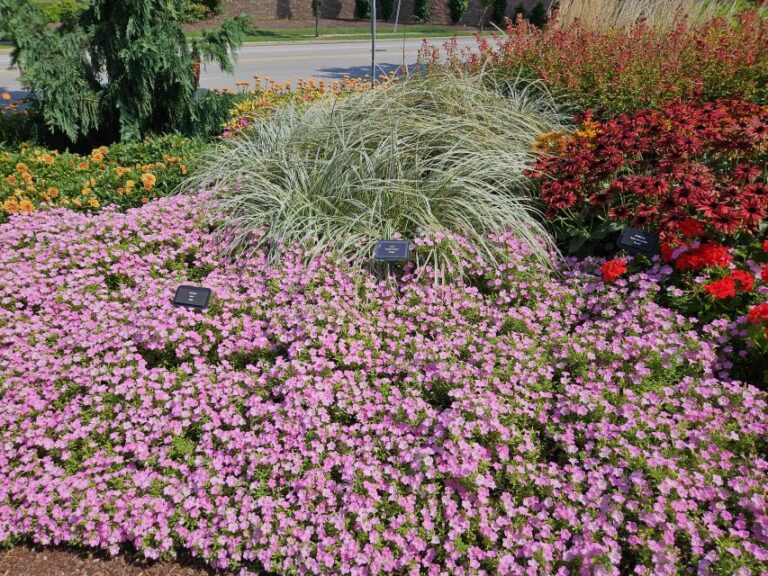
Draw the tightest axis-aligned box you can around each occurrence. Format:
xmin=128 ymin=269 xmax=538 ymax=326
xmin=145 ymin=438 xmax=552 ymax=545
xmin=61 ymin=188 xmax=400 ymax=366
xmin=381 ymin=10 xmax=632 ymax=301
xmin=188 ymin=24 xmax=486 ymax=43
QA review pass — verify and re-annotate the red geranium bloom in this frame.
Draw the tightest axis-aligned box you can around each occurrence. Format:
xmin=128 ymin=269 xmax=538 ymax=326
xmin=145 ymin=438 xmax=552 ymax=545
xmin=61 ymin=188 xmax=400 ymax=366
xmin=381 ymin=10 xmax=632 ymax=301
xmin=761 ymin=264 xmax=768 ymax=284
xmin=747 ymin=302 xmax=768 ymax=324
xmin=675 ymin=242 xmax=732 ymax=271
xmin=763 ymin=239 xmax=768 ymax=252
xmin=660 ymin=240 xmax=681 ymax=263
xmin=600 ymin=259 xmax=628 ymax=283
xmin=698 ymin=243 xmax=733 ymax=267
xmin=704 ymin=276 xmax=737 ymax=299
xmin=679 ymin=218 xmax=705 ymax=239
xmin=730 ymin=269 xmax=754 ymax=293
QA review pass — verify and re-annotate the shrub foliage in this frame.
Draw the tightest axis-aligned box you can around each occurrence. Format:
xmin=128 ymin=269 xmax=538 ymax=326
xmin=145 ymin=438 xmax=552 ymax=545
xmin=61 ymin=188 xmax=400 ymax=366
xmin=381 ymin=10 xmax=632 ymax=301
xmin=438 ymin=10 xmax=768 ymax=114
xmin=4 ymin=0 xmax=250 ymax=145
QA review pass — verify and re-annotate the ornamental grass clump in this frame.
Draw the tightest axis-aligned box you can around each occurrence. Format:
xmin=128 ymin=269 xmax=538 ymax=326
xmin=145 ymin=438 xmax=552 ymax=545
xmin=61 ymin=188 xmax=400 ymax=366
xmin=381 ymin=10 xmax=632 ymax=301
xmin=553 ymin=0 xmax=741 ymax=32
xmin=189 ymin=73 xmax=568 ymax=276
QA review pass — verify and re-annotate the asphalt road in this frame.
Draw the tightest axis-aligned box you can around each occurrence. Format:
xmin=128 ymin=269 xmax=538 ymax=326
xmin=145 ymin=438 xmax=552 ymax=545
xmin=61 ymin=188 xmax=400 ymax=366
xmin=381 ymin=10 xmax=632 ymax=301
xmin=0 ymin=37 xmax=482 ymax=96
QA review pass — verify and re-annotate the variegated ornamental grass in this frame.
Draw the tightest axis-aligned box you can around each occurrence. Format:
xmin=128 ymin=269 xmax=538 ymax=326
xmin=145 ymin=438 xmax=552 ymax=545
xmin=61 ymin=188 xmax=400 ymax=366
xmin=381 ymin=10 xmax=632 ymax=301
xmin=189 ymin=73 xmax=569 ymax=278
xmin=0 ymin=195 xmax=766 ymax=575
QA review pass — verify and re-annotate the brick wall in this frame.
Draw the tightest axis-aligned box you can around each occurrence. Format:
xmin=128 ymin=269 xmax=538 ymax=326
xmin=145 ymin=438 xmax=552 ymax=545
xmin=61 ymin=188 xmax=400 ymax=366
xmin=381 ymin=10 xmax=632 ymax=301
xmin=219 ymin=0 xmax=552 ymax=25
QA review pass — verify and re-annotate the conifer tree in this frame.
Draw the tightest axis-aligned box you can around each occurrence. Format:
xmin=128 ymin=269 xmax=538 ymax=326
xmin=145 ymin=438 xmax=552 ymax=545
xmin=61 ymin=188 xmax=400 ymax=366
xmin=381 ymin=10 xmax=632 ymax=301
xmin=5 ymin=0 xmax=250 ymax=143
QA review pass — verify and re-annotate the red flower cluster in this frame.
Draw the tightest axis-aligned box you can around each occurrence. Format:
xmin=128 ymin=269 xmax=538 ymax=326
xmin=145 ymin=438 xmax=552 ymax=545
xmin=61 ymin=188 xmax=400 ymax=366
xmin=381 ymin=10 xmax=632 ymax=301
xmin=600 ymin=259 xmax=628 ymax=282
xmin=674 ymin=243 xmax=732 ymax=271
xmin=535 ymin=99 xmax=768 ymax=242
xmin=442 ymin=11 xmax=768 ymax=115
xmin=747 ymin=303 xmax=768 ymax=324
xmin=704 ymin=277 xmax=737 ymax=300
xmin=703 ymin=270 xmax=754 ymax=300
xmin=762 ymin=265 xmax=768 ymax=284
xmin=730 ymin=270 xmax=754 ymax=293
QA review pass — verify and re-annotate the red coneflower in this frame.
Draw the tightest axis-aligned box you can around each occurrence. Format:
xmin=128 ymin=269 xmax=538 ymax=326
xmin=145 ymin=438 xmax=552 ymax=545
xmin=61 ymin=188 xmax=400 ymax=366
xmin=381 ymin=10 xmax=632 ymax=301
xmin=733 ymin=163 xmax=761 ymax=182
xmin=608 ymin=204 xmax=632 ymax=221
xmin=710 ymin=206 xmax=742 ymax=234
xmin=739 ymin=196 xmax=766 ymax=229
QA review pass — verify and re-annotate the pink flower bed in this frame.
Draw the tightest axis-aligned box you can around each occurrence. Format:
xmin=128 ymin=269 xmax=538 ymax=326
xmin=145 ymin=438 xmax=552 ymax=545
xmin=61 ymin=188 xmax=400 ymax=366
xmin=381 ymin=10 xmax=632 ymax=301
xmin=0 ymin=197 xmax=766 ymax=575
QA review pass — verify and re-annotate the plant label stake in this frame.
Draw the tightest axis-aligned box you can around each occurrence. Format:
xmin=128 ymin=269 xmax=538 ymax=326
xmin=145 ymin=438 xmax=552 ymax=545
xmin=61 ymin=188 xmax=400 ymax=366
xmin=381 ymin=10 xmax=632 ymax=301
xmin=617 ymin=227 xmax=659 ymax=257
xmin=173 ymin=285 xmax=212 ymax=311
xmin=374 ymin=240 xmax=410 ymax=262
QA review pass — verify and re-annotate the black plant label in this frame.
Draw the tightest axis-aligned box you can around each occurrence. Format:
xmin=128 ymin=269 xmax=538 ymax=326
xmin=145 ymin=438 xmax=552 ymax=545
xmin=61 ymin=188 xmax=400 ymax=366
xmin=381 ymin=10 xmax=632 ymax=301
xmin=173 ymin=285 xmax=212 ymax=310
xmin=617 ymin=227 xmax=659 ymax=256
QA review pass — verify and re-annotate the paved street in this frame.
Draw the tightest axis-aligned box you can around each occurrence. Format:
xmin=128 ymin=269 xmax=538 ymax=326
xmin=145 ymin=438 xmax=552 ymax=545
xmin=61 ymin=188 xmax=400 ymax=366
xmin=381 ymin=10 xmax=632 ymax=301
xmin=0 ymin=36 xmax=482 ymax=95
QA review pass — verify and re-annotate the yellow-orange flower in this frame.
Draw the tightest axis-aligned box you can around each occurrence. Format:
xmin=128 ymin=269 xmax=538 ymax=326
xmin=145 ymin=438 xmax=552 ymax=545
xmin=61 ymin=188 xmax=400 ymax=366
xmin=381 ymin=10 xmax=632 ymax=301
xmin=88 ymin=197 xmax=100 ymax=208
xmin=19 ymin=199 xmax=35 ymax=213
xmin=1 ymin=92 xmax=10 ymax=101
xmin=125 ymin=179 xmax=136 ymax=190
xmin=77 ymin=161 xmax=90 ymax=171
xmin=2 ymin=198 xmax=19 ymax=213
xmin=90 ymin=146 xmax=108 ymax=163
xmin=6 ymin=174 xmax=17 ymax=185
xmin=21 ymin=171 xmax=33 ymax=182
xmin=141 ymin=173 xmax=156 ymax=191
xmin=47 ymin=187 xmax=59 ymax=198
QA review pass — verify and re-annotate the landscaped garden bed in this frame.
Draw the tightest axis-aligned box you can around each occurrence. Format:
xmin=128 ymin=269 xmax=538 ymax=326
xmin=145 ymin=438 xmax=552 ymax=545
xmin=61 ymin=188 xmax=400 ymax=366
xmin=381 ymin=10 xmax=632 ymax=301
xmin=1 ymin=195 xmax=766 ymax=575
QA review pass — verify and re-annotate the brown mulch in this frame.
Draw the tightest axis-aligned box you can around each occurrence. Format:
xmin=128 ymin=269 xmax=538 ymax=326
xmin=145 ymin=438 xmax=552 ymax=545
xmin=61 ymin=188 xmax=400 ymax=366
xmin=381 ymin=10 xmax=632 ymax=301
xmin=0 ymin=546 xmax=234 ymax=576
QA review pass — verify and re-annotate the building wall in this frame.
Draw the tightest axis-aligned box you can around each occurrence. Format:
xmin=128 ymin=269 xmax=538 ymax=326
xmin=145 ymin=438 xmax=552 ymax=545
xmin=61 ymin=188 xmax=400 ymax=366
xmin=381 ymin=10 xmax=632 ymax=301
xmin=220 ymin=0 xmax=552 ymax=25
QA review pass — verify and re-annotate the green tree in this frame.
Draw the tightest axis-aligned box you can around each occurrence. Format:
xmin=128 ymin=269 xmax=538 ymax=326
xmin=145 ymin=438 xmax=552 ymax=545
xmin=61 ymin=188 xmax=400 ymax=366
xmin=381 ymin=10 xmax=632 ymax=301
xmin=529 ymin=1 xmax=547 ymax=27
xmin=5 ymin=0 xmax=250 ymax=144
xmin=312 ymin=0 xmax=322 ymax=36
xmin=448 ymin=0 xmax=468 ymax=23
xmin=513 ymin=2 xmax=525 ymax=23
xmin=477 ymin=0 xmax=493 ymax=31
xmin=354 ymin=0 xmax=370 ymax=19
xmin=491 ymin=0 xmax=507 ymax=25
xmin=380 ymin=0 xmax=395 ymax=21
xmin=414 ymin=0 xmax=430 ymax=22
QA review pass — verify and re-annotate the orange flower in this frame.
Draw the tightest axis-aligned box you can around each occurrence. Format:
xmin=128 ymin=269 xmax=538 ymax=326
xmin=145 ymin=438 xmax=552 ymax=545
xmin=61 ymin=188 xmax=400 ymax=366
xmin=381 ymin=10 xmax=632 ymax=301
xmin=90 ymin=146 xmax=108 ymax=163
xmin=6 ymin=174 xmax=16 ymax=185
xmin=2 ymin=198 xmax=19 ymax=214
xmin=1 ymin=92 xmax=10 ymax=101
xmin=141 ymin=173 xmax=156 ymax=191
